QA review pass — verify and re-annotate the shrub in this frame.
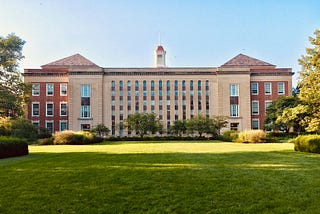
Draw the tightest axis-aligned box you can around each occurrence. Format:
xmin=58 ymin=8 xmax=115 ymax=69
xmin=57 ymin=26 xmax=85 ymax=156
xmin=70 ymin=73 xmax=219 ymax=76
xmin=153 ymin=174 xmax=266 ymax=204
xmin=223 ymin=130 xmax=239 ymax=142
xmin=38 ymin=137 xmax=54 ymax=145
xmin=0 ymin=136 xmax=29 ymax=158
xmin=236 ymin=130 xmax=266 ymax=143
xmin=52 ymin=130 xmax=102 ymax=145
xmin=293 ymin=135 xmax=320 ymax=153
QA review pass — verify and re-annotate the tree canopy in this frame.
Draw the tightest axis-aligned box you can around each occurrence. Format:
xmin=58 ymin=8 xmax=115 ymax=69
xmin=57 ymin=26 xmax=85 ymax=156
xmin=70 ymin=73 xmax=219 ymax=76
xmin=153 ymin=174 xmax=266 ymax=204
xmin=0 ymin=33 xmax=28 ymax=118
xmin=278 ymin=29 xmax=320 ymax=132
xmin=124 ymin=113 xmax=163 ymax=138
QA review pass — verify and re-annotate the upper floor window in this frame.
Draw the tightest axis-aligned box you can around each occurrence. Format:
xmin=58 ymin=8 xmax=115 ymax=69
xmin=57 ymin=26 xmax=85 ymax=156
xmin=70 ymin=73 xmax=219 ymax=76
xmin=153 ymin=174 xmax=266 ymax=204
xmin=264 ymin=82 xmax=271 ymax=95
xmin=251 ymin=82 xmax=258 ymax=95
xmin=230 ymin=84 xmax=239 ymax=96
xmin=278 ymin=82 xmax=285 ymax=95
xmin=32 ymin=83 xmax=40 ymax=96
xmin=265 ymin=101 xmax=272 ymax=113
xmin=81 ymin=84 xmax=90 ymax=97
xmin=251 ymin=101 xmax=259 ymax=115
xmin=60 ymin=83 xmax=67 ymax=96
xmin=32 ymin=102 xmax=40 ymax=117
xmin=46 ymin=83 xmax=54 ymax=96
xmin=46 ymin=102 xmax=54 ymax=116
xmin=60 ymin=102 xmax=68 ymax=116
xmin=230 ymin=104 xmax=239 ymax=117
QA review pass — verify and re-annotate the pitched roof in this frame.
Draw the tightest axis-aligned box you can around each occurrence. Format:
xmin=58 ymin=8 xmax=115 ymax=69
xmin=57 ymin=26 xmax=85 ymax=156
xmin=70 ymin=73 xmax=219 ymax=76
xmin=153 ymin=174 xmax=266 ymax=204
xmin=156 ymin=45 xmax=165 ymax=51
xmin=222 ymin=54 xmax=274 ymax=67
xmin=42 ymin=53 xmax=98 ymax=67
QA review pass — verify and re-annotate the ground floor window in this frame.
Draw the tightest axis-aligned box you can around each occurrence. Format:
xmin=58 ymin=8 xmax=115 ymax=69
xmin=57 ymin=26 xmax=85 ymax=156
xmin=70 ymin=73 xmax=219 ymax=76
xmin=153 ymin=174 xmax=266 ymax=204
xmin=81 ymin=124 xmax=91 ymax=131
xmin=46 ymin=121 xmax=54 ymax=133
xmin=60 ymin=121 xmax=68 ymax=131
xmin=230 ymin=123 xmax=239 ymax=131
xmin=252 ymin=119 xmax=260 ymax=129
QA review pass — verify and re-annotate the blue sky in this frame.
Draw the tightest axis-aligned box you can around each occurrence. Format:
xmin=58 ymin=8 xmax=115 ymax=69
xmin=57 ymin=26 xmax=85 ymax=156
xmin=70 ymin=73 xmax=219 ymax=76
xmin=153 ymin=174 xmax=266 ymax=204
xmin=1 ymin=0 xmax=320 ymax=85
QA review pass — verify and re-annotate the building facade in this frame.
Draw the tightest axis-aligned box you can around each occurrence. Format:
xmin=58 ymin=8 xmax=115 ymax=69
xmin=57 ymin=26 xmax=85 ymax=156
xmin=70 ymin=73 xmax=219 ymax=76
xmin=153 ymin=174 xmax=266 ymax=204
xmin=24 ymin=46 xmax=293 ymax=135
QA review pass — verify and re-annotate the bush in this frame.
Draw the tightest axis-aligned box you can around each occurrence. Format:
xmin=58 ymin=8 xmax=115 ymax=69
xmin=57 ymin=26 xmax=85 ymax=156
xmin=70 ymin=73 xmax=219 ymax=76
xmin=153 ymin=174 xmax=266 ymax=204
xmin=0 ymin=136 xmax=29 ymax=158
xmin=293 ymin=135 xmax=320 ymax=153
xmin=38 ymin=137 xmax=54 ymax=145
xmin=223 ymin=130 xmax=239 ymax=142
xmin=236 ymin=130 xmax=266 ymax=143
xmin=52 ymin=130 xmax=102 ymax=145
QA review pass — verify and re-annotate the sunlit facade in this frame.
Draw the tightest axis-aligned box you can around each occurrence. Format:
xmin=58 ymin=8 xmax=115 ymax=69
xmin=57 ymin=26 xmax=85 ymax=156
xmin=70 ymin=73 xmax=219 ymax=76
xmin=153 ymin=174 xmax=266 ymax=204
xmin=24 ymin=46 xmax=293 ymax=135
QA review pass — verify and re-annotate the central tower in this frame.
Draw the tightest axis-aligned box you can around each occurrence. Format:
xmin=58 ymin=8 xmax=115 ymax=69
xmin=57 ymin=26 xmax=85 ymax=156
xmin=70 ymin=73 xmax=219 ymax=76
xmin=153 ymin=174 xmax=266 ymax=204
xmin=154 ymin=44 xmax=166 ymax=67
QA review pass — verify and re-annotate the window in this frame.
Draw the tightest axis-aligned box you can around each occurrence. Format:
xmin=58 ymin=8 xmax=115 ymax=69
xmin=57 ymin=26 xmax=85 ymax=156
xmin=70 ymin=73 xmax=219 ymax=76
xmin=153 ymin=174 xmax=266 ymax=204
xmin=278 ymin=82 xmax=285 ymax=95
xmin=81 ymin=124 xmax=90 ymax=131
xmin=32 ymin=83 xmax=40 ymax=96
xmin=230 ymin=84 xmax=239 ymax=96
xmin=251 ymin=101 xmax=259 ymax=115
xmin=81 ymin=106 xmax=91 ymax=118
xmin=32 ymin=102 xmax=40 ymax=116
xmin=46 ymin=102 xmax=54 ymax=116
xmin=60 ymin=83 xmax=67 ymax=96
xmin=265 ymin=101 xmax=272 ymax=113
xmin=46 ymin=83 xmax=54 ymax=96
xmin=45 ymin=121 xmax=54 ymax=133
xmin=60 ymin=121 xmax=68 ymax=131
xmin=251 ymin=82 xmax=258 ymax=95
xmin=252 ymin=119 xmax=260 ymax=130
xmin=264 ymin=82 xmax=271 ymax=95
xmin=32 ymin=121 xmax=39 ymax=127
xmin=60 ymin=102 xmax=67 ymax=116
xmin=230 ymin=104 xmax=239 ymax=117
xmin=81 ymin=84 xmax=90 ymax=97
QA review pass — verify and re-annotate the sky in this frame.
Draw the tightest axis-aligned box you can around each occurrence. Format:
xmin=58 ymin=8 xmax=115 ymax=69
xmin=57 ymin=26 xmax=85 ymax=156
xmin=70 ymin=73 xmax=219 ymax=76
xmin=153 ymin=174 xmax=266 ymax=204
xmin=1 ymin=0 xmax=320 ymax=86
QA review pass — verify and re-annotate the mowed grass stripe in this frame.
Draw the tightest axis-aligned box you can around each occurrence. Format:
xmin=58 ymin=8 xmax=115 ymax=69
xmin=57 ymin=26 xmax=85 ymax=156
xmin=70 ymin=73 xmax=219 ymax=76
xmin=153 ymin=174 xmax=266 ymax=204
xmin=2 ymin=142 xmax=320 ymax=214
xmin=29 ymin=142 xmax=293 ymax=154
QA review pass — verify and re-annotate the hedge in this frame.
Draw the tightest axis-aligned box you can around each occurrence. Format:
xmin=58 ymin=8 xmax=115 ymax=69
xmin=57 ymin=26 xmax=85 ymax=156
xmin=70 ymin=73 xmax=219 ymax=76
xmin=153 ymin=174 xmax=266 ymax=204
xmin=0 ymin=136 xmax=29 ymax=159
xmin=294 ymin=135 xmax=320 ymax=154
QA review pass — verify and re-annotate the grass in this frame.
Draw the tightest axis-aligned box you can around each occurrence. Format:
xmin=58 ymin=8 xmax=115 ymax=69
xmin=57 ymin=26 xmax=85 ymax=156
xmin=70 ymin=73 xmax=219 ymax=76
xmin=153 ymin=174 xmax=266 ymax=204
xmin=1 ymin=141 xmax=320 ymax=213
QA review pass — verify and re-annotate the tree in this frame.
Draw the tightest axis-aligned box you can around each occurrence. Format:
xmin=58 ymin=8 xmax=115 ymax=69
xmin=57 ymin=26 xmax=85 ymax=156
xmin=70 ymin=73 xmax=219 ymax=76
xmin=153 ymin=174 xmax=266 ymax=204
xmin=280 ymin=29 xmax=320 ymax=132
xmin=170 ymin=120 xmax=187 ymax=136
xmin=264 ymin=96 xmax=301 ymax=132
xmin=124 ymin=113 xmax=162 ymax=138
xmin=91 ymin=123 xmax=110 ymax=137
xmin=186 ymin=115 xmax=217 ymax=137
xmin=0 ymin=33 xmax=29 ymax=118
xmin=212 ymin=116 xmax=228 ymax=135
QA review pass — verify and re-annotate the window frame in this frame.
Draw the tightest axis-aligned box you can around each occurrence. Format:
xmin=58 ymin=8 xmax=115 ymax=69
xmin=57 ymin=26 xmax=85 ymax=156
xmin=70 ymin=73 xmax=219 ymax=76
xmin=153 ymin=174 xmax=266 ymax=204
xmin=278 ymin=82 xmax=285 ymax=95
xmin=251 ymin=82 xmax=258 ymax=95
xmin=46 ymin=83 xmax=54 ymax=96
xmin=45 ymin=120 xmax=54 ymax=133
xmin=32 ymin=102 xmax=40 ymax=117
xmin=264 ymin=82 xmax=272 ymax=95
xmin=251 ymin=101 xmax=259 ymax=115
xmin=59 ymin=120 xmax=68 ymax=131
xmin=252 ymin=119 xmax=260 ymax=130
xmin=32 ymin=83 xmax=40 ymax=96
xmin=60 ymin=102 xmax=68 ymax=116
xmin=81 ymin=84 xmax=91 ymax=97
xmin=230 ymin=84 xmax=239 ymax=97
xmin=60 ymin=83 xmax=67 ymax=96
xmin=46 ymin=102 xmax=54 ymax=117
xmin=230 ymin=104 xmax=239 ymax=117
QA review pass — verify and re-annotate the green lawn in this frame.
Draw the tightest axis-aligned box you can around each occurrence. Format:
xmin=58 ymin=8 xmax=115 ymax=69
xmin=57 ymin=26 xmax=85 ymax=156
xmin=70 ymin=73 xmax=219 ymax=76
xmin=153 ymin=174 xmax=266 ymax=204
xmin=1 ymin=142 xmax=320 ymax=213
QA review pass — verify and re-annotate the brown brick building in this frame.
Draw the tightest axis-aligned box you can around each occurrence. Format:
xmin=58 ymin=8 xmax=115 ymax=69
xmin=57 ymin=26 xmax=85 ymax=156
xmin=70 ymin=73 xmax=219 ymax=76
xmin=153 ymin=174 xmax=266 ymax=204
xmin=24 ymin=46 xmax=293 ymax=135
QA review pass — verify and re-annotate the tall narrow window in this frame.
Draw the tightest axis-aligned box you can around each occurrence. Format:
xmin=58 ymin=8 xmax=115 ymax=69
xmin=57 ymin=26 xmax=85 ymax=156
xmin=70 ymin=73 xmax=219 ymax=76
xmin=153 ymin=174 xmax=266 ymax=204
xmin=60 ymin=102 xmax=68 ymax=116
xmin=230 ymin=104 xmax=239 ymax=117
xmin=251 ymin=82 xmax=258 ymax=95
xmin=45 ymin=121 xmax=54 ymax=133
xmin=32 ymin=102 xmax=40 ymax=117
xmin=230 ymin=84 xmax=239 ymax=96
xmin=135 ymin=81 xmax=139 ymax=113
xmin=60 ymin=83 xmax=67 ymax=96
xmin=252 ymin=119 xmax=260 ymax=130
xmin=198 ymin=80 xmax=202 ymax=114
xmin=251 ymin=101 xmax=259 ymax=115
xmin=46 ymin=102 xmax=54 ymax=116
xmin=32 ymin=83 xmax=40 ymax=96
xmin=46 ymin=83 xmax=54 ymax=96
xmin=81 ymin=84 xmax=91 ymax=118
xmin=278 ymin=82 xmax=285 ymax=95
xmin=265 ymin=101 xmax=272 ymax=113
xmin=205 ymin=80 xmax=209 ymax=116
xmin=264 ymin=82 xmax=271 ymax=95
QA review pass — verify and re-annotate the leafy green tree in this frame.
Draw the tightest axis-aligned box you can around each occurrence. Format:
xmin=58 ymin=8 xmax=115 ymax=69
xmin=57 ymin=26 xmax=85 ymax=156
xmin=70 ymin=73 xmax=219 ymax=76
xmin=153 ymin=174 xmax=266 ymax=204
xmin=279 ymin=29 xmax=320 ymax=132
xmin=264 ymin=96 xmax=301 ymax=132
xmin=91 ymin=123 xmax=110 ymax=137
xmin=186 ymin=115 xmax=217 ymax=137
xmin=124 ymin=113 xmax=162 ymax=138
xmin=170 ymin=120 xmax=187 ymax=136
xmin=0 ymin=33 xmax=29 ymax=118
